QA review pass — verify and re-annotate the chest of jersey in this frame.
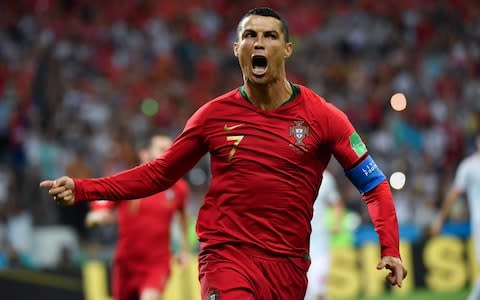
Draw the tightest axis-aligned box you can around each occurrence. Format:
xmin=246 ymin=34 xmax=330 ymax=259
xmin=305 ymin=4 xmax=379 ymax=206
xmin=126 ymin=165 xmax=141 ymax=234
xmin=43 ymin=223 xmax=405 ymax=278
xmin=205 ymin=108 xmax=324 ymax=168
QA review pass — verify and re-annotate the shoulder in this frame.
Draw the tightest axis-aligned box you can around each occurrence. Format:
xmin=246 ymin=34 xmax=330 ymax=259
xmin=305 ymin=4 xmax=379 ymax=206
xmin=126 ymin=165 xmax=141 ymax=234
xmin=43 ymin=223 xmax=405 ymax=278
xmin=297 ymin=84 xmax=346 ymax=117
xmin=295 ymin=84 xmax=351 ymax=133
xmin=189 ymin=88 xmax=242 ymax=121
xmin=202 ymin=88 xmax=242 ymax=109
xmin=296 ymin=84 xmax=326 ymax=105
xmin=458 ymin=155 xmax=478 ymax=173
xmin=467 ymin=154 xmax=480 ymax=164
xmin=460 ymin=155 xmax=476 ymax=167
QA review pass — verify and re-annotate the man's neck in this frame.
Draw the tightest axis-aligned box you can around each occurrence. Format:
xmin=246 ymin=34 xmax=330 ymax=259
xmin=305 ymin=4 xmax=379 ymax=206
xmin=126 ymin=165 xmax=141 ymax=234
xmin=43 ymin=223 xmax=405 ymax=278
xmin=244 ymin=79 xmax=293 ymax=111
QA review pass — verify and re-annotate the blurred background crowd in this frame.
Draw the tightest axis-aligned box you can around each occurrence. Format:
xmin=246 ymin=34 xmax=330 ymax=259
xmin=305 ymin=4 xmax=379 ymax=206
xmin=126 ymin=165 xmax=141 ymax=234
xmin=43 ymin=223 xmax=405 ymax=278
xmin=0 ymin=0 xmax=479 ymax=273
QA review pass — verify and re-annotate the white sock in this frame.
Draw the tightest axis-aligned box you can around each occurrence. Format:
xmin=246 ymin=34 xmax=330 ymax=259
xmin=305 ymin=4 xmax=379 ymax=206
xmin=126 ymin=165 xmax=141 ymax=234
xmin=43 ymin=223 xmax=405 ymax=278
xmin=467 ymin=279 xmax=480 ymax=300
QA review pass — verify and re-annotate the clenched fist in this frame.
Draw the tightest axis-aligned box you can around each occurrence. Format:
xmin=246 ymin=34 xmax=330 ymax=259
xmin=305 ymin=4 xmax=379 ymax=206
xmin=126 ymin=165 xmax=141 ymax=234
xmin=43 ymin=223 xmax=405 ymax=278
xmin=40 ymin=176 xmax=76 ymax=206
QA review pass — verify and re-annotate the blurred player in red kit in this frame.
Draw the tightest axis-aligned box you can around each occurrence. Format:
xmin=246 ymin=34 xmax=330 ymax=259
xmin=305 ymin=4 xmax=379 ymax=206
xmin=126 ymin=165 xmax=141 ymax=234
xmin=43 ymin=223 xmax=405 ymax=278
xmin=41 ymin=7 xmax=407 ymax=300
xmin=85 ymin=135 xmax=190 ymax=300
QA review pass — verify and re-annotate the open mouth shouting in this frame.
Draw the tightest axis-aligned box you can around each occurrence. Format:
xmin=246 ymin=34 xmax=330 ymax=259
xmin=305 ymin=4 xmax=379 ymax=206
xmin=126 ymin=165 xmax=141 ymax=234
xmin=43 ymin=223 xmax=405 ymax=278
xmin=251 ymin=55 xmax=268 ymax=76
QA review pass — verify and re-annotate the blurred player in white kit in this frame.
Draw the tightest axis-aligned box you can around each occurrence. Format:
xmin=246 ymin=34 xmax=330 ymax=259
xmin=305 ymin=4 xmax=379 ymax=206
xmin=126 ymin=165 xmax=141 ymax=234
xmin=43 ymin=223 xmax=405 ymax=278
xmin=431 ymin=134 xmax=480 ymax=300
xmin=306 ymin=170 xmax=343 ymax=300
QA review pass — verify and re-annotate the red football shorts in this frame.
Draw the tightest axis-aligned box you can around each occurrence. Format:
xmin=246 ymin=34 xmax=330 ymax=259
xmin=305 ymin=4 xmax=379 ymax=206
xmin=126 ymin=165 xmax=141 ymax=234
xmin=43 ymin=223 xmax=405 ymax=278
xmin=113 ymin=259 xmax=171 ymax=300
xmin=199 ymin=244 xmax=309 ymax=300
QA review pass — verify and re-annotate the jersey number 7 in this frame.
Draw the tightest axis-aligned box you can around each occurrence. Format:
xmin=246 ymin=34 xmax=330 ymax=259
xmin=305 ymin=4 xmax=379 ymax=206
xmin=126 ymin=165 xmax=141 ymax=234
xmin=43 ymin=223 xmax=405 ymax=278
xmin=226 ymin=135 xmax=244 ymax=162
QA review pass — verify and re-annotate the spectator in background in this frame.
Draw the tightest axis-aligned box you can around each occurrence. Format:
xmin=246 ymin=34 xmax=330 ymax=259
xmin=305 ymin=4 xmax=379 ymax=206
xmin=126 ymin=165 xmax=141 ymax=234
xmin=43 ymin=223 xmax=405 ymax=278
xmin=0 ymin=199 xmax=34 ymax=269
xmin=431 ymin=134 xmax=480 ymax=300
xmin=85 ymin=135 xmax=191 ymax=300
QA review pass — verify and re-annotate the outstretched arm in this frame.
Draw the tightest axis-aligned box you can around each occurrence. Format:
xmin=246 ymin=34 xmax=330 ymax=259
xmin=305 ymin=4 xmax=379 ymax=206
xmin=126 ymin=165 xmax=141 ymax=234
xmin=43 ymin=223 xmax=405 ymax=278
xmin=40 ymin=176 xmax=76 ymax=205
xmin=430 ymin=187 xmax=461 ymax=236
xmin=40 ymin=117 xmax=208 ymax=205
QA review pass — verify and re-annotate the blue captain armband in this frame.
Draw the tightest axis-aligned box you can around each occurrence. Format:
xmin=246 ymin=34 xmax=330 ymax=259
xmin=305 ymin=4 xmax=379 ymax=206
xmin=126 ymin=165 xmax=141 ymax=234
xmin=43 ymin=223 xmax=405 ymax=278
xmin=345 ymin=155 xmax=386 ymax=194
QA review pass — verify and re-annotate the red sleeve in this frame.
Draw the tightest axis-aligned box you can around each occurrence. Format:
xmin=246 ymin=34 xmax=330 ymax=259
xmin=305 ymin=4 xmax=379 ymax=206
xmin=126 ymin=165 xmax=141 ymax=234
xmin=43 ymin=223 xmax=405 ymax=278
xmin=363 ymin=180 xmax=401 ymax=258
xmin=74 ymin=110 xmax=208 ymax=203
xmin=325 ymin=103 xmax=364 ymax=169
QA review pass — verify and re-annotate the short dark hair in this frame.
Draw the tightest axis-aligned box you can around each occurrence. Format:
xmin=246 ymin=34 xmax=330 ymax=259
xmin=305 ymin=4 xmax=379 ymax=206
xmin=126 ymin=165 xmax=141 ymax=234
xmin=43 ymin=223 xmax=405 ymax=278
xmin=237 ymin=7 xmax=290 ymax=42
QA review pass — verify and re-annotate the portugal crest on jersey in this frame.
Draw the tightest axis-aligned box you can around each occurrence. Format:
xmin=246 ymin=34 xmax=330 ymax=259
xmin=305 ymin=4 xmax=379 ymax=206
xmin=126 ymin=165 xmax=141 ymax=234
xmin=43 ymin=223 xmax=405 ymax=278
xmin=289 ymin=120 xmax=309 ymax=152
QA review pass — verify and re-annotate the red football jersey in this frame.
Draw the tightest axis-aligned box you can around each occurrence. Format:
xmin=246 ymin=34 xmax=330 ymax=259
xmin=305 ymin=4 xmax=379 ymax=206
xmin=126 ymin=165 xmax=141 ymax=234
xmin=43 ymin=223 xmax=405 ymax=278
xmin=75 ymin=84 xmax=399 ymax=262
xmin=91 ymin=180 xmax=188 ymax=264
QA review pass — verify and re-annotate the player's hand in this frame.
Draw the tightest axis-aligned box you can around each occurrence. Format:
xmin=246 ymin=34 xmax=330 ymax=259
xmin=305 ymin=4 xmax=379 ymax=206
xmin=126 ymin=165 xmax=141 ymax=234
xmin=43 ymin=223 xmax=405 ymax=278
xmin=176 ymin=248 xmax=191 ymax=268
xmin=429 ymin=218 xmax=443 ymax=236
xmin=39 ymin=176 xmax=76 ymax=206
xmin=85 ymin=210 xmax=114 ymax=227
xmin=377 ymin=256 xmax=407 ymax=288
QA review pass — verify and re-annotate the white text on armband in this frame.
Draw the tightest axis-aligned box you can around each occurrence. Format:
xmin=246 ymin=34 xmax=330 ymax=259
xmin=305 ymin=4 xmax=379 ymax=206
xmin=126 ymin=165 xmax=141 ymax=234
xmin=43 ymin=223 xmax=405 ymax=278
xmin=345 ymin=155 xmax=386 ymax=194
xmin=362 ymin=160 xmax=378 ymax=176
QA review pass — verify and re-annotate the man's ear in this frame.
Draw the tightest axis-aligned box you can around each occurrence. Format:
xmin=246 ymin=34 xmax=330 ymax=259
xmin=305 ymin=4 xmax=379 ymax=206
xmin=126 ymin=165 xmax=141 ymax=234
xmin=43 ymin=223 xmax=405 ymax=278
xmin=233 ymin=42 xmax=239 ymax=57
xmin=284 ymin=42 xmax=293 ymax=58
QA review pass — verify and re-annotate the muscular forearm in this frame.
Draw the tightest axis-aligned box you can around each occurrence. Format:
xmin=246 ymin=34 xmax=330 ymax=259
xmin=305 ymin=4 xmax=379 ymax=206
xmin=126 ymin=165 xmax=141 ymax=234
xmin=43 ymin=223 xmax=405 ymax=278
xmin=363 ymin=180 xmax=400 ymax=258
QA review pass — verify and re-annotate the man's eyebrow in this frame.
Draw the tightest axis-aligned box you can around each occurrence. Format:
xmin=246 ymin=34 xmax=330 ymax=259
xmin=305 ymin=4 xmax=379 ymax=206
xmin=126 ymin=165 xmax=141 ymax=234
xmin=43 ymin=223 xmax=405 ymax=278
xmin=242 ymin=29 xmax=279 ymax=34
xmin=240 ymin=29 xmax=256 ymax=37
xmin=264 ymin=30 xmax=279 ymax=35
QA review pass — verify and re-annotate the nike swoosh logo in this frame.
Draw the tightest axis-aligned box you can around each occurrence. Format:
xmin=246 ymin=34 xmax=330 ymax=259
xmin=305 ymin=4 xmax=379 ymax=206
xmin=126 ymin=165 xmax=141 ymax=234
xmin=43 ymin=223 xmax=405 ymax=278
xmin=224 ymin=124 xmax=245 ymax=131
